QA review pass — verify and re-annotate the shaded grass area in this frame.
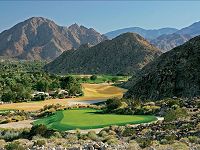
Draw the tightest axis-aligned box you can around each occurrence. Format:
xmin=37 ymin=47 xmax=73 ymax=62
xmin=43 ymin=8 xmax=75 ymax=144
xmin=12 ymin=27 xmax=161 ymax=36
xmin=72 ymin=75 xmax=130 ymax=84
xmin=34 ymin=109 xmax=157 ymax=131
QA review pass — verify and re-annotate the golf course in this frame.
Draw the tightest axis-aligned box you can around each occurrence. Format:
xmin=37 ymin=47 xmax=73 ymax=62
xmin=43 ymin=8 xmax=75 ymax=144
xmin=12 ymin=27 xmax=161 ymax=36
xmin=34 ymin=109 xmax=157 ymax=131
xmin=0 ymin=83 xmax=127 ymax=111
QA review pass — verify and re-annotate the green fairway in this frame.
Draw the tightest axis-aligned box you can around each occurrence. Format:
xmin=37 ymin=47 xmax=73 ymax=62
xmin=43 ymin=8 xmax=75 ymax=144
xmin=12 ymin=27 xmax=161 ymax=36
xmin=34 ymin=109 xmax=157 ymax=131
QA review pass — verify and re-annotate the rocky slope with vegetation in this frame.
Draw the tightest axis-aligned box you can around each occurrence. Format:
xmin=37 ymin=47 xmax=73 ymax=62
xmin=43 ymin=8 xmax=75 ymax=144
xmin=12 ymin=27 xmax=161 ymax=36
xmin=0 ymin=97 xmax=199 ymax=150
xmin=0 ymin=17 xmax=107 ymax=61
xmin=44 ymin=32 xmax=161 ymax=75
xmin=124 ymin=35 xmax=200 ymax=100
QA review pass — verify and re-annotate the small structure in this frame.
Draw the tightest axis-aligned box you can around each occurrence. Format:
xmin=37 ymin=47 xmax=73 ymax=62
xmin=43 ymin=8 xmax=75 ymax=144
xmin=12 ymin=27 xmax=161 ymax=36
xmin=31 ymin=91 xmax=49 ymax=97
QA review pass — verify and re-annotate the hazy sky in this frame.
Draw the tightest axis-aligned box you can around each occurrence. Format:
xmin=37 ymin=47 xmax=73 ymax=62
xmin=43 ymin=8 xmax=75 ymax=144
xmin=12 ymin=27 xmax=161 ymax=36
xmin=0 ymin=1 xmax=200 ymax=33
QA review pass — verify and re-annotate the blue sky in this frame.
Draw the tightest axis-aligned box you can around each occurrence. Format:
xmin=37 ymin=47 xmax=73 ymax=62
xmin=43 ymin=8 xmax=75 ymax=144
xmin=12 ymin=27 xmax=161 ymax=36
xmin=0 ymin=1 xmax=200 ymax=33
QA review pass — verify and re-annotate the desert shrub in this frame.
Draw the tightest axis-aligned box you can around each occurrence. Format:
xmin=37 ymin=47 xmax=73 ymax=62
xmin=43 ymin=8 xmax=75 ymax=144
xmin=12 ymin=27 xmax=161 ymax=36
xmin=197 ymin=101 xmax=200 ymax=108
xmin=188 ymin=136 xmax=200 ymax=144
xmin=52 ymin=131 xmax=62 ymax=138
xmin=5 ymin=141 xmax=25 ymax=150
xmin=164 ymin=134 xmax=176 ymax=144
xmin=180 ymin=137 xmax=190 ymax=144
xmin=14 ymin=139 xmax=33 ymax=149
xmin=163 ymin=124 xmax=176 ymax=130
xmin=172 ymin=142 xmax=189 ymax=150
xmin=109 ymin=125 xmax=119 ymax=131
xmin=34 ymin=139 xmax=46 ymax=146
xmin=98 ymin=130 xmax=108 ymax=138
xmin=136 ymin=137 xmax=152 ymax=148
xmin=1 ymin=130 xmax=21 ymax=141
xmin=66 ymin=134 xmax=78 ymax=143
xmin=29 ymin=125 xmax=47 ymax=137
xmin=79 ymin=134 xmax=89 ymax=140
xmin=108 ymin=130 xmax=116 ymax=136
xmin=87 ymin=131 xmax=100 ymax=141
xmin=104 ymin=135 xmax=118 ymax=145
xmin=122 ymin=127 xmax=136 ymax=137
xmin=165 ymin=98 xmax=181 ymax=107
xmin=160 ymin=139 xmax=168 ymax=145
xmin=114 ymin=126 xmax=125 ymax=136
xmin=127 ymin=140 xmax=141 ymax=150
xmin=0 ymin=139 xmax=6 ymax=149
xmin=196 ymin=123 xmax=200 ymax=130
xmin=106 ymin=138 xmax=119 ymax=145
xmin=164 ymin=107 xmax=188 ymax=122
xmin=142 ymin=105 xmax=160 ymax=115
xmin=28 ymin=125 xmax=54 ymax=139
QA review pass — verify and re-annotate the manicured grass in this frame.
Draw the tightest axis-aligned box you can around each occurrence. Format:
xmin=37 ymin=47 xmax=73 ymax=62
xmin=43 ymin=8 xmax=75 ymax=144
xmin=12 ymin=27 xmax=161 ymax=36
xmin=71 ymin=74 xmax=130 ymax=84
xmin=34 ymin=109 xmax=157 ymax=131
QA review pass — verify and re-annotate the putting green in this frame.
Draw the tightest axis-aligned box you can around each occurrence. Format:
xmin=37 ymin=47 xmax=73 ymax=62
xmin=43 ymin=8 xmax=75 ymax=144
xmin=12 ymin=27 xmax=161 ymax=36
xmin=34 ymin=109 xmax=157 ymax=131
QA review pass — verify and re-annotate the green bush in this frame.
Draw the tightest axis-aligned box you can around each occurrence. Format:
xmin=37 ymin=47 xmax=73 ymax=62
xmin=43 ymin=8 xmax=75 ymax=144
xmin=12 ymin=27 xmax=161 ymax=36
xmin=105 ymin=98 xmax=123 ymax=111
xmin=90 ymin=75 xmax=97 ymax=80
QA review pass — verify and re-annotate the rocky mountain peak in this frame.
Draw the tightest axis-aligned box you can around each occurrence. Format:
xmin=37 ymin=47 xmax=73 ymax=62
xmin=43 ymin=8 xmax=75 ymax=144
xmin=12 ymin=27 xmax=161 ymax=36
xmin=0 ymin=17 xmax=107 ymax=60
xmin=44 ymin=32 xmax=161 ymax=75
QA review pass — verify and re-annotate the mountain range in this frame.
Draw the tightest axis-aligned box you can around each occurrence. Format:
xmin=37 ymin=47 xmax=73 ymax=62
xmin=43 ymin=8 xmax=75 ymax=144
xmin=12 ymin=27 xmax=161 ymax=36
xmin=106 ymin=21 xmax=200 ymax=52
xmin=1 ymin=17 xmax=200 ymax=61
xmin=0 ymin=17 xmax=107 ymax=61
xmin=44 ymin=33 xmax=161 ymax=75
xmin=151 ymin=33 xmax=192 ymax=53
xmin=105 ymin=27 xmax=178 ymax=41
xmin=124 ymin=35 xmax=200 ymax=100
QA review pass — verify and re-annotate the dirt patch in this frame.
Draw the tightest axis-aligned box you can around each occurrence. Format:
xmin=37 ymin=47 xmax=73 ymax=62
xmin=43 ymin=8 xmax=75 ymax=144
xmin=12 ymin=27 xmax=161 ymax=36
xmin=0 ymin=120 xmax=33 ymax=129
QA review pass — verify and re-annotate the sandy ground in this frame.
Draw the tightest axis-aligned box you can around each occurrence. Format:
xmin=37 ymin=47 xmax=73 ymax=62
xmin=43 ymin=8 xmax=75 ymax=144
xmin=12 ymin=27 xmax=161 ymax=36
xmin=0 ymin=83 xmax=126 ymax=111
xmin=0 ymin=120 xmax=33 ymax=129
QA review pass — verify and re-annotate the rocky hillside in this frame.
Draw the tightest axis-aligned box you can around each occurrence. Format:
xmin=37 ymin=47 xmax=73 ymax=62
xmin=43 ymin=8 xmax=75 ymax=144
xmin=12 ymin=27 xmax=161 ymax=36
xmin=124 ymin=35 xmax=200 ymax=100
xmin=151 ymin=33 xmax=192 ymax=53
xmin=0 ymin=17 xmax=107 ymax=61
xmin=105 ymin=27 xmax=178 ymax=40
xmin=44 ymin=33 xmax=161 ymax=75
